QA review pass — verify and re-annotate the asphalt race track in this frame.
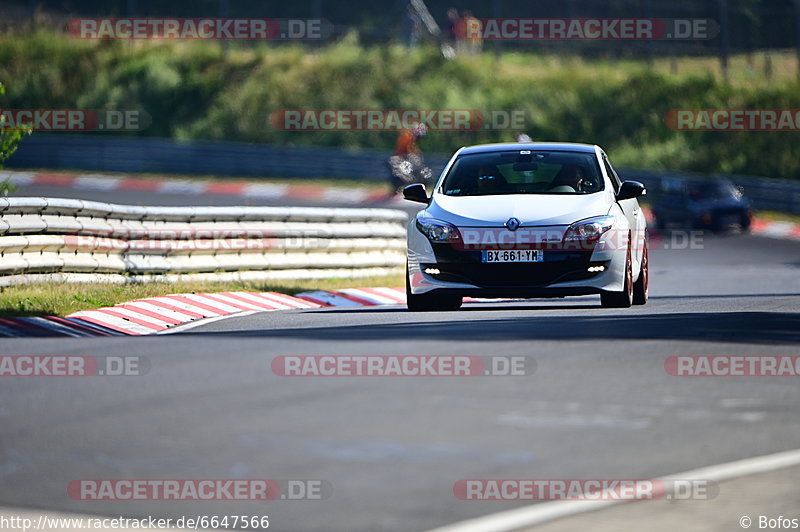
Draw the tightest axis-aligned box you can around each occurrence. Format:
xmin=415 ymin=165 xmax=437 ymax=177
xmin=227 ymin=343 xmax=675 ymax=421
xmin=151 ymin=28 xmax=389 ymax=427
xmin=1 ymin=182 xmax=799 ymax=531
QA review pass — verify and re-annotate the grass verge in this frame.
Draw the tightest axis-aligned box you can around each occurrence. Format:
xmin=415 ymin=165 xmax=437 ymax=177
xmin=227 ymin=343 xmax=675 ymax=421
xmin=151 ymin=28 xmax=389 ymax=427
xmin=3 ymin=33 xmax=800 ymax=179
xmin=754 ymin=210 xmax=800 ymax=225
xmin=0 ymin=274 xmax=405 ymax=318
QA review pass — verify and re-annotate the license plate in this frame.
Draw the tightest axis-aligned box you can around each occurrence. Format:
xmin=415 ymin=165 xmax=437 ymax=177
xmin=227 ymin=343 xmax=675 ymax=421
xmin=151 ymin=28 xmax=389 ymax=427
xmin=719 ymin=214 xmax=739 ymax=226
xmin=482 ymin=250 xmax=543 ymax=263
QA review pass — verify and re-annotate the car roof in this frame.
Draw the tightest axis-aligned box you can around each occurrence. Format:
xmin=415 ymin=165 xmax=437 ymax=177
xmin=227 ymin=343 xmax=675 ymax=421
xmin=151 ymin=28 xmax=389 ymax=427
xmin=457 ymin=142 xmax=599 ymax=155
xmin=687 ymin=178 xmax=733 ymax=185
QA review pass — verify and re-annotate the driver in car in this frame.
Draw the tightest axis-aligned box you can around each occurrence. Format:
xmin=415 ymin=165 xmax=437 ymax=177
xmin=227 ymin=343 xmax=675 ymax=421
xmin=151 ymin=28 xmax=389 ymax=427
xmin=475 ymin=166 xmax=507 ymax=194
xmin=549 ymin=164 xmax=589 ymax=192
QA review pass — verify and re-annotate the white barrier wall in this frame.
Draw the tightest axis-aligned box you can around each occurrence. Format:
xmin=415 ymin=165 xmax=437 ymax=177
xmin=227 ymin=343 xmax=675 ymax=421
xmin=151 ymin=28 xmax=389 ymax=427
xmin=0 ymin=198 xmax=408 ymax=286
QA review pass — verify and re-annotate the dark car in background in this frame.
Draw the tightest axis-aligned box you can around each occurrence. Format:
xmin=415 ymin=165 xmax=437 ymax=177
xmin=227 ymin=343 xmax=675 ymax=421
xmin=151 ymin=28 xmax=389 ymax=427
xmin=652 ymin=178 xmax=752 ymax=233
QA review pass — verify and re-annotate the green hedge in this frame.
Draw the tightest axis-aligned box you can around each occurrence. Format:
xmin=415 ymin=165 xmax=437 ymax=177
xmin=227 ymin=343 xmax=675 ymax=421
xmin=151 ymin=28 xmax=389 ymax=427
xmin=2 ymin=31 xmax=799 ymax=179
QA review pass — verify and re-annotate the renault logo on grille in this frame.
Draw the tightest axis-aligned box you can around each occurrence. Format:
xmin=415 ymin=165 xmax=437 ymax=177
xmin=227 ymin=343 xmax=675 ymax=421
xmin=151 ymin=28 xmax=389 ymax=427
xmin=505 ymin=217 xmax=521 ymax=231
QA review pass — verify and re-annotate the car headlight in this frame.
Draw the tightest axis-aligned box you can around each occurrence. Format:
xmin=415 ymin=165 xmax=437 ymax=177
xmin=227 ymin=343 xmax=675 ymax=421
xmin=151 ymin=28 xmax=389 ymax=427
xmin=416 ymin=217 xmax=461 ymax=243
xmin=563 ymin=215 xmax=616 ymax=243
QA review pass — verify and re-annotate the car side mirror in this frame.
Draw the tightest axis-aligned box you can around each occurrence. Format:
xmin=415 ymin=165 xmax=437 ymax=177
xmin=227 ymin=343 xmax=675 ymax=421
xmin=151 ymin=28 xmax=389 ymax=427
xmin=403 ymin=183 xmax=430 ymax=204
xmin=616 ymin=180 xmax=646 ymax=201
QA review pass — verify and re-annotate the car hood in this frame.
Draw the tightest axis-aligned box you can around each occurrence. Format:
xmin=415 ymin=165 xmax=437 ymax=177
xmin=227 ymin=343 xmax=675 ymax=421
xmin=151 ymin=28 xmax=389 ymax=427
xmin=424 ymin=192 xmax=614 ymax=227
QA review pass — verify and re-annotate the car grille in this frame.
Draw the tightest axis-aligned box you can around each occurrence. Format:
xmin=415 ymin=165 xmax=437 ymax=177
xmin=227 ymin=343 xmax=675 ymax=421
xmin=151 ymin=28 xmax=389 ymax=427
xmin=425 ymin=245 xmax=597 ymax=287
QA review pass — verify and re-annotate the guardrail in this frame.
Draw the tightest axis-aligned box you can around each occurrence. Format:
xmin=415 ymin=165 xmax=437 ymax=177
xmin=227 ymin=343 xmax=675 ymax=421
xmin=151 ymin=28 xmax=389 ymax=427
xmin=7 ymin=135 xmax=800 ymax=213
xmin=0 ymin=197 xmax=408 ymax=286
xmin=5 ymin=134 xmax=451 ymax=181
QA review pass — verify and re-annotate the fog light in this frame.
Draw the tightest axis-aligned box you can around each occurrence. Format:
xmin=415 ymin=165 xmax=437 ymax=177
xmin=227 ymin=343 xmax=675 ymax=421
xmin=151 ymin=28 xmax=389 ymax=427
xmin=587 ymin=265 xmax=605 ymax=273
xmin=424 ymin=268 xmax=441 ymax=275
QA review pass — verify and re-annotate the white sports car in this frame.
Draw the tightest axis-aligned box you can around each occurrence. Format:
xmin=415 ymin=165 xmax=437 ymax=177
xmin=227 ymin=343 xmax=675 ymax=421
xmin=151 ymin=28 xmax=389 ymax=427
xmin=403 ymin=142 xmax=649 ymax=311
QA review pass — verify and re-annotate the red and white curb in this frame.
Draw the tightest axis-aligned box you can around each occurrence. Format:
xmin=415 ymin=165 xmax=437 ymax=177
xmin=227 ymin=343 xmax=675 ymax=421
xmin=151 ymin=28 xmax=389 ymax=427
xmin=751 ymin=219 xmax=800 ymax=240
xmin=0 ymin=288 xmax=408 ymax=338
xmin=2 ymin=170 xmax=395 ymax=204
xmin=296 ymin=287 xmax=408 ymax=307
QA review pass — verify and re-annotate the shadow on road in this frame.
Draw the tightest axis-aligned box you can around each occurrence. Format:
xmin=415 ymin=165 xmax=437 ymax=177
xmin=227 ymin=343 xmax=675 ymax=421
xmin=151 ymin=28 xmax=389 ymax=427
xmin=182 ymin=310 xmax=800 ymax=344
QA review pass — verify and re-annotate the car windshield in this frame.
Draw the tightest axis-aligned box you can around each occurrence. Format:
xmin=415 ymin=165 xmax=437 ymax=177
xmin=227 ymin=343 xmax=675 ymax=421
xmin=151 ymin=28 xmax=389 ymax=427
xmin=441 ymin=151 xmax=604 ymax=196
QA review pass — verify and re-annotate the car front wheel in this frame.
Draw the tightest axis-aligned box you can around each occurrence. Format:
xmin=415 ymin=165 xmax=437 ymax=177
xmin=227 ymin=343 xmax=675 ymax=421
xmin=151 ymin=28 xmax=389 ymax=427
xmin=600 ymin=246 xmax=633 ymax=308
xmin=406 ymin=267 xmax=463 ymax=312
xmin=632 ymin=242 xmax=648 ymax=305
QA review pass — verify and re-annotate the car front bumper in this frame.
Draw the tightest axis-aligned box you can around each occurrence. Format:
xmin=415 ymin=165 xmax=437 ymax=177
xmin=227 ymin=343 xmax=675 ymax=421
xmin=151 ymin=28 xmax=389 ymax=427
xmin=407 ymin=221 xmax=629 ymax=297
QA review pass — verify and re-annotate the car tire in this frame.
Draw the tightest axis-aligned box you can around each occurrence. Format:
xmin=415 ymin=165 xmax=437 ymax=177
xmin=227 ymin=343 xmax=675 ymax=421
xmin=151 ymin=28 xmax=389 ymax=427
xmin=406 ymin=267 xmax=463 ymax=311
xmin=654 ymin=212 xmax=666 ymax=231
xmin=600 ymin=245 xmax=633 ymax=309
xmin=741 ymin=214 xmax=752 ymax=233
xmin=632 ymin=242 xmax=648 ymax=305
